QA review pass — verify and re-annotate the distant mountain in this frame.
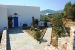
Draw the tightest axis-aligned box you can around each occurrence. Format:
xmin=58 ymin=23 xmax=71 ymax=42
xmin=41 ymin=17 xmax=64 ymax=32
xmin=57 ymin=10 xmax=64 ymax=13
xmin=40 ymin=9 xmax=64 ymax=15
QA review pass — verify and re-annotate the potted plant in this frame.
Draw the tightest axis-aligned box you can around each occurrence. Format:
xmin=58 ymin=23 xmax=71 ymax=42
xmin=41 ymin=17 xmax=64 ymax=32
xmin=8 ymin=15 xmax=13 ymax=28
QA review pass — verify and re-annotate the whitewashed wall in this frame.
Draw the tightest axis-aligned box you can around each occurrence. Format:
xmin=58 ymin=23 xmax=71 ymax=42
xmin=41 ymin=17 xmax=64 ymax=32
xmin=7 ymin=5 xmax=40 ymax=27
xmin=0 ymin=6 xmax=8 ymax=32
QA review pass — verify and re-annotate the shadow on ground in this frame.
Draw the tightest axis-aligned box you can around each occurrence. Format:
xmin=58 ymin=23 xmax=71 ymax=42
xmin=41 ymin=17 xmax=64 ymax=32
xmin=41 ymin=39 xmax=47 ymax=43
xmin=7 ymin=32 xmax=11 ymax=50
xmin=8 ymin=27 xmax=24 ymax=34
xmin=7 ymin=27 xmax=24 ymax=50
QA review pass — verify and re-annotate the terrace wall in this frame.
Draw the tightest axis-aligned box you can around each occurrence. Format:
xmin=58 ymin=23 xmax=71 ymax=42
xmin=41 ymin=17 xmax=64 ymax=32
xmin=0 ymin=29 xmax=7 ymax=50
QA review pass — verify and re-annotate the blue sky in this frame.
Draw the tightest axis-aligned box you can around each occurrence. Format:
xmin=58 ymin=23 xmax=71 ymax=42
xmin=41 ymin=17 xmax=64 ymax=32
xmin=0 ymin=0 xmax=75 ymax=11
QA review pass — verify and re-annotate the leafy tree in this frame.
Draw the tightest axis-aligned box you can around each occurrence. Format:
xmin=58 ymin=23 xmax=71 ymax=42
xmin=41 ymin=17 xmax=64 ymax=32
xmin=64 ymin=2 xmax=75 ymax=21
xmin=71 ymin=3 xmax=75 ymax=21
xmin=40 ymin=15 xmax=50 ymax=22
xmin=51 ymin=13 xmax=64 ymax=37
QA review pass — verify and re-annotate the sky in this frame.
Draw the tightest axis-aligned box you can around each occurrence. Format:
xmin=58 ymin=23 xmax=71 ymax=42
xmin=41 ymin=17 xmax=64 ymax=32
xmin=0 ymin=0 xmax=75 ymax=11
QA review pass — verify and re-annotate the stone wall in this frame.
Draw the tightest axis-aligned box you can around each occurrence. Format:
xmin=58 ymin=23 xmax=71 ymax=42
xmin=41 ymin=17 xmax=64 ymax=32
xmin=70 ymin=26 xmax=75 ymax=50
xmin=44 ymin=37 xmax=72 ymax=50
xmin=0 ymin=30 xmax=7 ymax=50
xmin=44 ymin=45 xmax=58 ymax=50
xmin=44 ymin=26 xmax=75 ymax=50
xmin=58 ymin=26 xmax=75 ymax=50
xmin=58 ymin=37 xmax=73 ymax=50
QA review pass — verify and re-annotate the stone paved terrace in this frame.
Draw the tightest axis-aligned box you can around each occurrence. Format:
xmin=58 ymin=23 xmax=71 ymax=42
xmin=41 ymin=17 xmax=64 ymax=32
xmin=7 ymin=27 xmax=52 ymax=50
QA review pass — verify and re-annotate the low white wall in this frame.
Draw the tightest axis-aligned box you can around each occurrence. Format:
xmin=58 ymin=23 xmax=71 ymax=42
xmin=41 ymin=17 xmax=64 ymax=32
xmin=0 ymin=6 xmax=8 ymax=32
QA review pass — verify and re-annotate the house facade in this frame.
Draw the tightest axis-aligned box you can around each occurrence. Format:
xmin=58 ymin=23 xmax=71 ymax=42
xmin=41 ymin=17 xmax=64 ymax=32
xmin=0 ymin=4 xmax=40 ymax=32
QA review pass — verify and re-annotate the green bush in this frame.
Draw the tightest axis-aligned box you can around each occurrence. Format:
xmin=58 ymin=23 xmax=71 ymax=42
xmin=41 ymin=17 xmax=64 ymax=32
xmin=30 ymin=27 xmax=34 ymax=31
xmin=34 ymin=28 xmax=39 ymax=31
xmin=61 ymin=34 xmax=69 ymax=37
xmin=34 ymin=30 xmax=41 ymax=41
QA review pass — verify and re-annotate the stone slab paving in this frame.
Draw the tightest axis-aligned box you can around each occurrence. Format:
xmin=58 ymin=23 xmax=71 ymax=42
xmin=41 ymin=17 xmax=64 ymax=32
xmin=41 ymin=27 xmax=52 ymax=45
xmin=7 ymin=27 xmax=52 ymax=50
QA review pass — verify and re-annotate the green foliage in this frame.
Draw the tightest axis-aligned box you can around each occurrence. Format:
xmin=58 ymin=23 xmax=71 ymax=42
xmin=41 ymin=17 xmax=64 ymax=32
xmin=64 ymin=2 xmax=75 ymax=20
xmin=34 ymin=30 xmax=41 ymax=41
xmin=52 ymin=13 xmax=63 ymax=27
xmin=40 ymin=15 xmax=50 ymax=22
xmin=52 ymin=13 xmax=64 ymax=38
xmin=30 ymin=27 xmax=34 ymax=31
xmin=34 ymin=28 xmax=39 ymax=31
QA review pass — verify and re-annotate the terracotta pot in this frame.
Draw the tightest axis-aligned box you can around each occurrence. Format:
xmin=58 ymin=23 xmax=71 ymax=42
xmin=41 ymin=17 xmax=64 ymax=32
xmin=8 ymin=21 xmax=13 ymax=27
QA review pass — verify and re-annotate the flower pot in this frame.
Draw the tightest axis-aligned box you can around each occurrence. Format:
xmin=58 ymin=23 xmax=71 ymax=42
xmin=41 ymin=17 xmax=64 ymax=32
xmin=8 ymin=21 xmax=13 ymax=28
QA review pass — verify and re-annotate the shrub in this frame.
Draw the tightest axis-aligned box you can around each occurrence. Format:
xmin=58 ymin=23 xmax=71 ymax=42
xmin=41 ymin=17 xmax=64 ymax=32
xmin=30 ymin=27 xmax=34 ymax=31
xmin=34 ymin=30 xmax=41 ymax=41
xmin=34 ymin=28 xmax=39 ymax=31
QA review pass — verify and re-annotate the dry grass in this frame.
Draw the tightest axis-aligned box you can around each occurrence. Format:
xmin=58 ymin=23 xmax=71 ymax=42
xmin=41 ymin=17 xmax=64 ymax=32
xmin=62 ymin=18 xmax=75 ymax=28
xmin=62 ymin=18 xmax=75 ymax=34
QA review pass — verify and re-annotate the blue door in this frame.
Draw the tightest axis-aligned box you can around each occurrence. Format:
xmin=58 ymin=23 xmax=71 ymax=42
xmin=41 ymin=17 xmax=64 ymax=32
xmin=13 ymin=17 xmax=18 ymax=27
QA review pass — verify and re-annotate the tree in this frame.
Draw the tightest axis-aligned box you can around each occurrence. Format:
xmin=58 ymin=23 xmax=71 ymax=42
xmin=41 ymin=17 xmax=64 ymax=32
xmin=40 ymin=15 xmax=50 ymax=22
xmin=64 ymin=2 xmax=75 ymax=21
xmin=64 ymin=2 xmax=72 ymax=18
xmin=51 ymin=13 xmax=64 ymax=37
xmin=71 ymin=3 xmax=75 ymax=21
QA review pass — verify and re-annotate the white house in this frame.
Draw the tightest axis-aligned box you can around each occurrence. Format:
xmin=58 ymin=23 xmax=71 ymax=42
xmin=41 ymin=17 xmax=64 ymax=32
xmin=0 ymin=4 xmax=40 ymax=32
